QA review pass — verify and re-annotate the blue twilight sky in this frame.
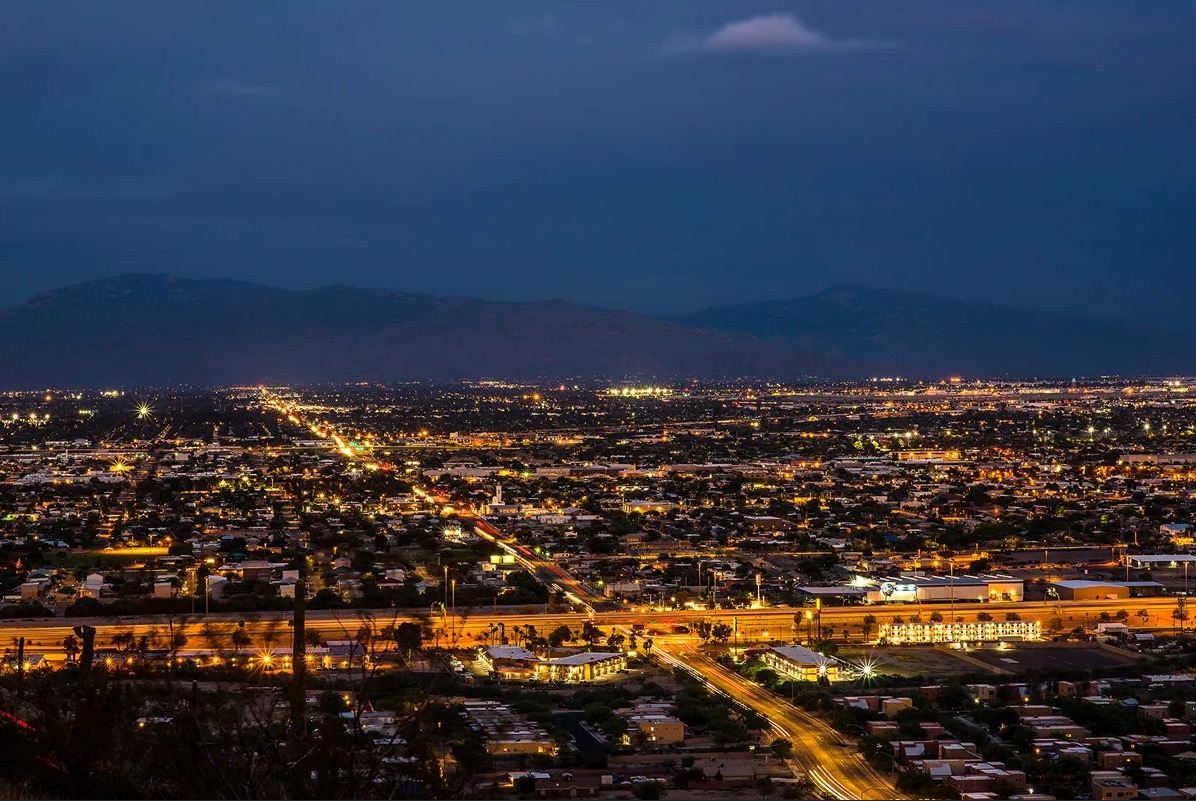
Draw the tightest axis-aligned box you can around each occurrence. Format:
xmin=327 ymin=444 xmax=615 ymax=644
xmin=2 ymin=1 xmax=1194 ymax=316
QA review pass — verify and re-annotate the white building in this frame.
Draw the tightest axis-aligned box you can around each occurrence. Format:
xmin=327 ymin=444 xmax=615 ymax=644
xmin=880 ymin=619 xmax=1041 ymax=645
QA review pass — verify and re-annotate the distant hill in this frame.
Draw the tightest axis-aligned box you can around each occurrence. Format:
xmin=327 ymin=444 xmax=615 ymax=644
xmin=0 ymin=275 xmax=863 ymax=388
xmin=673 ymin=285 xmax=1193 ymax=377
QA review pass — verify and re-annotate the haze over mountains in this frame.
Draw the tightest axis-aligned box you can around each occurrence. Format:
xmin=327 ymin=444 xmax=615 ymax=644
xmin=0 ymin=275 xmax=850 ymax=388
xmin=0 ymin=275 xmax=1188 ymax=389
xmin=675 ymin=286 xmax=1191 ymax=378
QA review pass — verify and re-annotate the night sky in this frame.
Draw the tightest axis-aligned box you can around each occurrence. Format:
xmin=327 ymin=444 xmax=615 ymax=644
xmin=2 ymin=2 xmax=1194 ymax=316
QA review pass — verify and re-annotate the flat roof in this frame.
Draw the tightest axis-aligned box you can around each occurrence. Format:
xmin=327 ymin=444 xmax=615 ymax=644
xmin=547 ymin=651 xmax=624 ymax=666
xmin=796 ymin=586 xmax=867 ymax=596
xmin=1052 ymin=580 xmax=1164 ymax=589
xmin=768 ymin=644 xmax=834 ymax=666
xmin=483 ymin=645 xmax=538 ymax=661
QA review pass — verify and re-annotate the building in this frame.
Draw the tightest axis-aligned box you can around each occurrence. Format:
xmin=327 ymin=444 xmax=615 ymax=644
xmin=1128 ymin=554 xmax=1196 ymax=570
xmin=1091 ymin=779 xmax=1137 ymax=801
xmin=622 ymin=500 xmax=680 ymax=514
xmin=895 ymin=449 xmax=961 ymax=462
xmin=478 ymin=646 xmax=627 ymax=683
xmin=760 ymin=644 xmax=841 ymax=681
xmin=477 ymin=645 xmax=540 ymax=680
xmin=859 ymin=574 xmax=1023 ymax=604
xmin=880 ymin=619 xmax=1041 ymax=645
xmin=535 ymin=651 xmax=626 ymax=683
xmin=462 ymin=700 xmax=557 ymax=756
xmin=625 ymin=714 xmax=686 ymax=745
xmin=1051 ymin=580 xmax=1165 ymax=601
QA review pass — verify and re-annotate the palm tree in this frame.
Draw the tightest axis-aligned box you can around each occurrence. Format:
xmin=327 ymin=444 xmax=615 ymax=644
xmin=861 ymin=615 xmax=877 ymax=641
xmin=231 ymin=623 xmax=251 ymax=653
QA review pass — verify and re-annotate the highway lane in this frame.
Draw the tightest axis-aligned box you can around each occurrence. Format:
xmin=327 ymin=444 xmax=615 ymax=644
xmin=1 ymin=595 xmax=1180 ymax=659
xmin=652 ymin=639 xmax=903 ymax=800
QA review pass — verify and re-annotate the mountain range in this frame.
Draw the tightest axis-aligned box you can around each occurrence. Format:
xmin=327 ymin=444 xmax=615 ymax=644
xmin=674 ymin=285 xmax=1190 ymax=378
xmin=0 ymin=274 xmax=1189 ymax=388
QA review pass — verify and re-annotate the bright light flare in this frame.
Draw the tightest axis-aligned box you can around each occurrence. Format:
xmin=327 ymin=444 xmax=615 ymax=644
xmin=135 ymin=403 xmax=153 ymax=420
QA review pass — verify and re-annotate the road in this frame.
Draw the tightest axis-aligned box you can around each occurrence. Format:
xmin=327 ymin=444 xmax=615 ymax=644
xmin=2 ymin=594 xmax=1180 ymax=657
xmin=464 ymin=516 xmax=603 ymax=609
xmin=263 ymin=389 xmax=606 ymax=610
xmin=651 ymin=638 xmax=902 ymax=800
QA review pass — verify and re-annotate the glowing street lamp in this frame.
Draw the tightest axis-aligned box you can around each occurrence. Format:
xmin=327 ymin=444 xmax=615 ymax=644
xmin=135 ymin=403 xmax=152 ymax=420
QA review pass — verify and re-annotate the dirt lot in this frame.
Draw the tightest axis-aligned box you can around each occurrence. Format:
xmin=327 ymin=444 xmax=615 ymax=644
xmin=838 ymin=644 xmax=989 ymax=679
xmin=959 ymin=641 xmax=1142 ymax=673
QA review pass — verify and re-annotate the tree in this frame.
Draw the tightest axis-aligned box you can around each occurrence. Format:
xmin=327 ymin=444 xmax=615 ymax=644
xmin=816 ymin=640 xmax=838 ymax=657
xmin=200 ymin=622 xmax=227 ymax=651
xmin=711 ymin=623 xmax=733 ymax=642
xmin=580 ymin=621 xmax=603 ymax=647
xmin=861 ymin=614 xmax=878 ymax=641
xmin=231 ymin=624 xmax=251 ymax=653
xmin=606 ymin=632 xmax=626 ymax=650
xmin=548 ymin=625 xmax=572 ymax=648
xmin=928 ymin=611 xmax=944 ymax=624
xmin=977 ymin=612 xmax=994 ymax=622
xmin=771 ymin=738 xmax=794 ymax=759
xmin=1005 ymin=612 xmax=1021 ymax=622
xmin=61 ymin=635 xmax=79 ymax=663
xmin=393 ymin=622 xmax=423 ymax=656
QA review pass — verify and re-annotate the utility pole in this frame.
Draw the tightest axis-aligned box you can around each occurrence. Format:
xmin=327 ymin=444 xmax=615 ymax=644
xmin=291 ymin=578 xmax=307 ymax=737
xmin=949 ymin=560 xmax=956 ymax=633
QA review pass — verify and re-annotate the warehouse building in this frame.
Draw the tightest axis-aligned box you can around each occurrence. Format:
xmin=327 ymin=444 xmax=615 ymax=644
xmin=1050 ymin=580 xmax=1165 ymax=601
xmin=858 ymin=574 xmax=1024 ymax=605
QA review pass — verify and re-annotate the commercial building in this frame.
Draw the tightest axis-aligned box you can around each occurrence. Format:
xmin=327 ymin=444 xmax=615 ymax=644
xmin=625 ymin=714 xmax=686 ymax=745
xmin=1127 ymin=554 xmax=1196 ymax=570
xmin=477 ymin=645 xmax=540 ymax=680
xmin=535 ymin=651 xmax=625 ymax=683
xmin=478 ymin=646 xmax=626 ymax=683
xmin=760 ymin=644 xmax=841 ymax=681
xmin=879 ymin=619 xmax=1041 ymax=644
xmin=1050 ymin=580 xmax=1165 ymax=601
xmin=461 ymin=700 xmax=557 ymax=756
xmin=858 ymin=574 xmax=1023 ymax=604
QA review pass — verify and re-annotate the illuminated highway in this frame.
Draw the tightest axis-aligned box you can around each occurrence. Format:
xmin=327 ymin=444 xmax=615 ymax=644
xmin=652 ymin=638 xmax=902 ymax=800
xmin=0 ymin=594 xmax=1180 ymax=654
xmin=261 ymin=389 xmax=605 ymax=610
